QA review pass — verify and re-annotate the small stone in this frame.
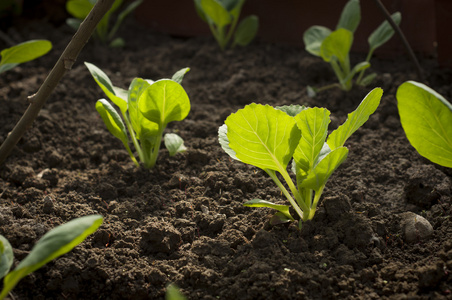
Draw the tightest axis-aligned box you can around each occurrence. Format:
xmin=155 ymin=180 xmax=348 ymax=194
xmin=400 ymin=212 xmax=433 ymax=243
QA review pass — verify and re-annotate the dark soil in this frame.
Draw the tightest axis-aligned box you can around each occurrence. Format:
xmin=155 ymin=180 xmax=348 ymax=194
xmin=1 ymin=17 xmax=452 ymax=300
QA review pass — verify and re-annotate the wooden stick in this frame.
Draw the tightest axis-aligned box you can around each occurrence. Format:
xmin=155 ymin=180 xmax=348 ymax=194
xmin=372 ymin=0 xmax=424 ymax=82
xmin=0 ymin=0 xmax=115 ymax=165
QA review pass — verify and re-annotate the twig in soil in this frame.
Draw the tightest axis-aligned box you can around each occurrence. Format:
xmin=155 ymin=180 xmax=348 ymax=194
xmin=372 ymin=0 xmax=424 ymax=82
xmin=0 ymin=0 xmax=116 ymax=166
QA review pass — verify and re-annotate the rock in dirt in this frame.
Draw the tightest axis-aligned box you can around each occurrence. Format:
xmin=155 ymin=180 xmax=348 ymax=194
xmin=400 ymin=212 xmax=434 ymax=243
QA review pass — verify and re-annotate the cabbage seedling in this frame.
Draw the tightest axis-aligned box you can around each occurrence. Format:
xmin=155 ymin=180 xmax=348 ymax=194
xmin=194 ymin=0 xmax=259 ymax=50
xmin=66 ymin=0 xmax=142 ymax=47
xmin=219 ymin=88 xmax=382 ymax=226
xmin=85 ymin=62 xmax=190 ymax=168
xmin=396 ymin=81 xmax=452 ymax=168
xmin=303 ymin=0 xmax=400 ymax=94
xmin=0 ymin=215 xmax=103 ymax=300
xmin=0 ymin=40 xmax=52 ymax=74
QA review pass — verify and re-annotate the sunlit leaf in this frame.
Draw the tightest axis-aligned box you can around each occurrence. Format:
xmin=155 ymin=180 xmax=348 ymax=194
xmin=396 ymin=81 xmax=452 ymax=168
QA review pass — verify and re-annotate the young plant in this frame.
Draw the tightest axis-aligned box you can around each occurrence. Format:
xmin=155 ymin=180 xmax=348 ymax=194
xmin=194 ymin=0 xmax=259 ymax=50
xmin=219 ymin=88 xmax=382 ymax=226
xmin=85 ymin=62 xmax=190 ymax=169
xmin=303 ymin=0 xmax=400 ymax=94
xmin=0 ymin=215 xmax=103 ymax=300
xmin=66 ymin=0 xmax=143 ymax=47
xmin=396 ymin=81 xmax=452 ymax=168
xmin=0 ymin=40 xmax=52 ymax=74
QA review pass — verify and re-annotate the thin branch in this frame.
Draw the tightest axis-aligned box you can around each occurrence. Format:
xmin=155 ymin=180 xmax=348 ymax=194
xmin=0 ymin=0 xmax=115 ymax=166
xmin=372 ymin=0 xmax=424 ymax=82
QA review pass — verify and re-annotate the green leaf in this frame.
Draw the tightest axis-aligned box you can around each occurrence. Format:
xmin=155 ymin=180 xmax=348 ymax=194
xmin=108 ymin=0 xmax=143 ymax=42
xmin=342 ymin=61 xmax=370 ymax=84
xmin=225 ymin=103 xmax=301 ymax=171
xmin=164 ymin=133 xmax=187 ymax=156
xmin=233 ymin=15 xmax=259 ymax=46
xmin=396 ymin=81 xmax=452 ymax=168
xmin=85 ymin=62 xmax=128 ymax=113
xmin=300 ymin=147 xmax=349 ymax=192
xmin=0 ymin=215 xmax=102 ymax=300
xmin=244 ymin=199 xmax=294 ymax=221
xmin=0 ymin=40 xmax=52 ymax=67
xmin=303 ymin=26 xmax=332 ymax=57
xmin=139 ymin=79 xmax=191 ymax=127
xmin=327 ymin=88 xmax=382 ymax=150
xmin=228 ymin=0 xmax=245 ymax=19
xmin=127 ymin=78 xmax=158 ymax=141
xmin=171 ymin=67 xmax=190 ymax=85
xmin=66 ymin=0 xmax=92 ymax=19
xmin=275 ymin=104 xmax=308 ymax=117
xmin=109 ymin=38 xmax=125 ymax=48
xmin=306 ymin=86 xmax=318 ymax=98
xmin=0 ymin=235 xmax=13 ymax=280
xmin=320 ymin=28 xmax=353 ymax=64
xmin=96 ymin=99 xmax=129 ymax=145
xmin=200 ymin=0 xmax=232 ymax=28
xmin=218 ymin=124 xmax=238 ymax=160
xmin=270 ymin=212 xmax=293 ymax=225
xmin=166 ymin=283 xmax=187 ymax=300
xmin=368 ymin=12 xmax=401 ymax=52
xmin=359 ymin=73 xmax=377 ymax=86
xmin=336 ymin=0 xmax=361 ymax=33
xmin=194 ymin=0 xmax=208 ymax=22
xmin=293 ymin=107 xmax=331 ymax=176
xmin=66 ymin=18 xmax=83 ymax=31
xmin=0 ymin=63 xmax=18 ymax=74
xmin=219 ymin=0 xmax=242 ymax=11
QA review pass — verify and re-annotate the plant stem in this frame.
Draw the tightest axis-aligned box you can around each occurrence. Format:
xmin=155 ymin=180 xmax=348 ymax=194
xmin=308 ymin=186 xmax=325 ymax=220
xmin=355 ymin=49 xmax=374 ymax=84
xmin=0 ymin=0 xmax=116 ymax=166
xmin=372 ymin=0 xmax=424 ymax=82
xmin=123 ymin=113 xmax=144 ymax=163
xmin=266 ymin=170 xmax=305 ymax=220
xmin=146 ymin=128 xmax=164 ymax=169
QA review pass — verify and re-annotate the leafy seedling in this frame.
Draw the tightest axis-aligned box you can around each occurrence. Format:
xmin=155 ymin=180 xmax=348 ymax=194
xmin=194 ymin=0 xmax=259 ymax=50
xmin=85 ymin=62 xmax=190 ymax=168
xmin=0 ymin=40 xmax=52 ymax=74
xmin=66 ymin=0 xmax=143 ymax=47
xmin=219 ymin=88 xmax=382 ymax=227
xmin=396 ymin=81 xmax=452 ymax=168
xmin=303 ymin=0 xmax=400 ymax=94
xmin=0 ymin=215 xmax=103 ymax=300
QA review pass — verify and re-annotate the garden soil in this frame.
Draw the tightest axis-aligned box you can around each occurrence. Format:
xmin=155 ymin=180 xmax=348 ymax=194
xmin=1 ymin=17 xmax=452 ymax=300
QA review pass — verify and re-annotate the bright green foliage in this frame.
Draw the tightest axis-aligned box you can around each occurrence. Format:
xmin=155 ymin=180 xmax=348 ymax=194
xmin=166 ymin=284 xmax=187 ymax=300
xmin=303 ymin=0 xmax=401 ymax=94
xmin=0 ymin=215 xmax=103 ymax=300
xmin=0 ymin=236 xmax=13 ymax=280
xmin=220 ymin=88 xmax=382 ymax=225
xmin=396 ymin=81 xmax=452 ymax=168
xmin=194 ymin=0 xmax=259 ymax=50
xmin=86 ymin=62 xmax=190 ymax=168
xmin=66 ymin=0 xmax=143 ymax=47
xmin=0 ymin=40 xmax=52 ymax=74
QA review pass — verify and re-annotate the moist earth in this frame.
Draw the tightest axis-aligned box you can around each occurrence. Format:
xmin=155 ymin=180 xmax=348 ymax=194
xmin=1 ymin=16 xmax=452 ymax=300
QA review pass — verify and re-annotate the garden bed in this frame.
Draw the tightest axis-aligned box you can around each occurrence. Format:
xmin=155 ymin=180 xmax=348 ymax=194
xmin=0 ymin=17 xmax=451 ymax=299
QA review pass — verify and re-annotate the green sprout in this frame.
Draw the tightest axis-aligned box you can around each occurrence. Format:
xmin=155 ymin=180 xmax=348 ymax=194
xmin=85 ymin=62 xmax=190 ymax=169
xmin=303 ymin=0 xmax=400 ymax=94
xmin=194 ymin=0 xmax=259 ymax=50
xmin=0 ymin=40 xmax=52 ymax=74
xmin=66 ymin=0 xmax=143 ymax=47
xmin=219 ymin=88 xmax=382 ymax=227
xmin=0 ymin=215 xmax=103 ymax=300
